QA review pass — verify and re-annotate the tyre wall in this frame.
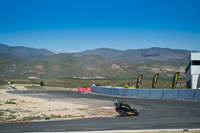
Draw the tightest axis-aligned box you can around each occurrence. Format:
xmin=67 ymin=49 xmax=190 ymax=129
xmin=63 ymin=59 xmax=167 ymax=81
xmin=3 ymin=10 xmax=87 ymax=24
xmin=91 ymin=86 xmax=200 ymax=100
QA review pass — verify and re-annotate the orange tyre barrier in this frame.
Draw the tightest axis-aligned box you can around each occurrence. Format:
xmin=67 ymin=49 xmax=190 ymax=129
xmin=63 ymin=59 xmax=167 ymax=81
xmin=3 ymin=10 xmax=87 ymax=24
xmin=77 ymin=87 xmax=92 ymax=92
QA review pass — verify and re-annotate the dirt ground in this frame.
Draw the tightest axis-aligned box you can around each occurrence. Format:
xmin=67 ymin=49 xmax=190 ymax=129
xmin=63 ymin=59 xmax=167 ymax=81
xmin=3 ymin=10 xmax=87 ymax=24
xmin=0 ymin=84 xmax=117 ymax=122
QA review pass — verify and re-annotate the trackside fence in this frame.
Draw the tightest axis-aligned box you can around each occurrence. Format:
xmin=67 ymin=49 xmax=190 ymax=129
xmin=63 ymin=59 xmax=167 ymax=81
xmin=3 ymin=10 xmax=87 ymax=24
xmin=92 ymin=86 xmax=200 ymax=100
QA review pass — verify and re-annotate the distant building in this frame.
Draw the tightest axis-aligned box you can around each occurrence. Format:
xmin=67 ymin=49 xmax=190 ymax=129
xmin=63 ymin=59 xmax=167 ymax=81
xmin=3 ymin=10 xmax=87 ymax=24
xmin=185 ymin=52 xmax=200 ymax=89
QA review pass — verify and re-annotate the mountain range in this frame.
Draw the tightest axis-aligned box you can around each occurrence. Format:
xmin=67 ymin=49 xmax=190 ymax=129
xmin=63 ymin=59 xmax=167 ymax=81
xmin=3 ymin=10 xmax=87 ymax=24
xmin=0 ymin=44 xmax=54 ymax=59
xmin=69 ymin=47 xmax=190 ymax=63
xmin=0 ymin=43 xmax=191 ymax=79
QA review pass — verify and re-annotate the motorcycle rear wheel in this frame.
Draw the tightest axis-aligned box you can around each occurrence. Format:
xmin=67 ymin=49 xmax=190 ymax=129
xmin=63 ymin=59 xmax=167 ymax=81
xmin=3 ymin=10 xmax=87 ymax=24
xmin=118 ymin=109 xmax=128 ymax=116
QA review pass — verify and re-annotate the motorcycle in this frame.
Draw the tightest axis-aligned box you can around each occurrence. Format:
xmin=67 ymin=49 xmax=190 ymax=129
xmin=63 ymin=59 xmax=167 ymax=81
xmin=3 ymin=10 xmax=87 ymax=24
xmin=115 ymin=103 xmax=139 ymax=116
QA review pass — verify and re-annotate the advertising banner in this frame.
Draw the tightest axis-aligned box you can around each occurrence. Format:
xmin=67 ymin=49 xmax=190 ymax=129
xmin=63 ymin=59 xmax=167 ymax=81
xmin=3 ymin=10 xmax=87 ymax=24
xmin=172 ymin=72 xmax=180 ymax=89
xmin=152 ymin=73 xmax=159 ymax=88
xmin=136 ymin=74 xmax=143 ymax=88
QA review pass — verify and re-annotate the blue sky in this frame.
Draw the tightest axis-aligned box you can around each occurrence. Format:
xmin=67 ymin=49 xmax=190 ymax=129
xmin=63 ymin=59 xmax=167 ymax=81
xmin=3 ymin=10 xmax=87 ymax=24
xmin=0 ymin=0 xmax=200 ymax=53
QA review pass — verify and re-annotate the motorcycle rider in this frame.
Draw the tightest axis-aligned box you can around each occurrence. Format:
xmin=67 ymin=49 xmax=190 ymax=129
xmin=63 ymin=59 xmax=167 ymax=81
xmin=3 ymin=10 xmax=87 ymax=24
xmin=114 ymin=100 xmax=130 ymax=110
xmin=114 ymin=100 xmax=139 ymax=116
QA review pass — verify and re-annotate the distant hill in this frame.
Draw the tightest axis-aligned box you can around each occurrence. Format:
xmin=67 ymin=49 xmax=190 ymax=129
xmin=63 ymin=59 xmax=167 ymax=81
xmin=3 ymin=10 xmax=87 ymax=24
xmin=0 ymin=53 xmax=186 ymax=79
xmin=0 ymin=44 xmax=191 ymax=79
xmin=69 ymin=47 xmax=190 ymax=63
xmin=0 ymin=44 xmax=190 ymax=62
xmin=0 ymin=44 xmax=55 ymax=59
xmin=70 ymin=48 xmax=122 ymax=59
xmin=0 ymin=54 xmax=114 ymax=79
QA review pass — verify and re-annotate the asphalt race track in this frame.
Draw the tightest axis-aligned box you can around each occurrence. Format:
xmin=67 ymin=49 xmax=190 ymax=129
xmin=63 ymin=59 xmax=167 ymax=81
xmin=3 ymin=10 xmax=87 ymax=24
xmin=1 ymin=90 xmax=200 ymax=132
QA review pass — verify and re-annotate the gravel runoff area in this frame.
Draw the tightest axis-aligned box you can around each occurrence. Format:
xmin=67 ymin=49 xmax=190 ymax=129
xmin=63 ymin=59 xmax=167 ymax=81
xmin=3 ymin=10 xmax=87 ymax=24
xmin=0 ymin=84 xmax=117 ymax=122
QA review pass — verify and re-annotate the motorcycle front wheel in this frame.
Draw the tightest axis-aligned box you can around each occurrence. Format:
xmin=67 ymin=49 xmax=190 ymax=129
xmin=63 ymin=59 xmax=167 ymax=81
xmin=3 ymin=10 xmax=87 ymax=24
xmin=132 ymin=108 xmax=139 ymax=116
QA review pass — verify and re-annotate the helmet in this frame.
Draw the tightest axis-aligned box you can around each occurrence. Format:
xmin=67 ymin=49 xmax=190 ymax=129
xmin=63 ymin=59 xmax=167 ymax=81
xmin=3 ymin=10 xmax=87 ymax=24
xmin=114 ymin=100 xmax=118 ymax=105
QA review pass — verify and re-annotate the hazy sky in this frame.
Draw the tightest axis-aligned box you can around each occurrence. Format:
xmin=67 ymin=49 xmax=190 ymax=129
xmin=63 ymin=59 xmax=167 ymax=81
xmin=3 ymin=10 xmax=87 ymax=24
xmin=0 ymin=0 xmax=200 ymax=53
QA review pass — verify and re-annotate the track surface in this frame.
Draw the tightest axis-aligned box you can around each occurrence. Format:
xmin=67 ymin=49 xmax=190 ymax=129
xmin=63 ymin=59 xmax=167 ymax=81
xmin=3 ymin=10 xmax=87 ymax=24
xmin=1 ymin=90 xmax=200 ymax=132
